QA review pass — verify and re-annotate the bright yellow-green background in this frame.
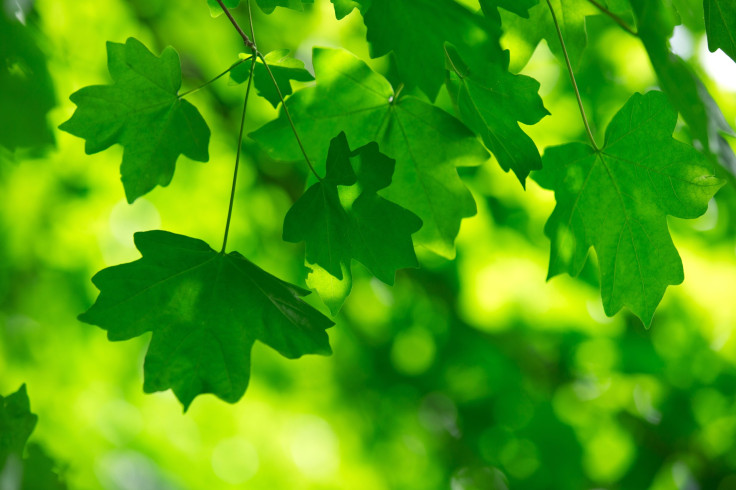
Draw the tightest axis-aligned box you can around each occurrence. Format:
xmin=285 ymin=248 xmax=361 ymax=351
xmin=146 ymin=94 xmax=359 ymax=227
xmin=2 ymin=0 xmax=736 ymax=489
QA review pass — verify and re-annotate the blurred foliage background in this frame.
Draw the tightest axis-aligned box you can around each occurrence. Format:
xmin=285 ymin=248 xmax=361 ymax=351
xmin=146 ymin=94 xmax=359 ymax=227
xmin=2 ymin=0 xmax=736 ymax=488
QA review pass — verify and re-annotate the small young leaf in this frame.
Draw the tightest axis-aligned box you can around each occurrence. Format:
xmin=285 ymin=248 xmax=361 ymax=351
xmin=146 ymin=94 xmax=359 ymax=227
xmin=59 ymin=37 xmax=210 ymax=203
xmin=230 ymin=50 xmax=314 ymax=108
xmin=536 ymin=91 xmax=724 ymax=326
xmin=284 ymin=132 xmax=422 ymax=313
xmin=251 ymin=47 xmax=488 ymax=258
xmin=704 ymin=0 xmax=736 ymax=63
xmin=79 ymin=230 xmax=334 ymax=410
xmin=445 ymin=45 xmax=549 ymax=185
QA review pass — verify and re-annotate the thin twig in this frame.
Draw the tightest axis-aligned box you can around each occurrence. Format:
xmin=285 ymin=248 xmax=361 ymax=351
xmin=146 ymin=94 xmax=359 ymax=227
xmin=179 ymin=56 xmax=251 ymax=98
xmin=546 ymin=0 xmax=600 ymax=151
xmin=587 ymin=0 xmax=637 ymax=36
xmin=221 ymin=57 xmax=256 ymax=253
xmin=214 ymin=0 xmax=259 ymax=53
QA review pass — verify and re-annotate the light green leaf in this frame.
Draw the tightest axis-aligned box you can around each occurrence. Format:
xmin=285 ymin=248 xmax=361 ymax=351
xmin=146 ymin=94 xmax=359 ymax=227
xmin=536 ymin=91 xmax=723 ymax=325
xmin=704 ymin=0 xmax=736 ymax=63
xmin=284 ymin=132 xmax=422 ymax=313
xmin=79 ymin=230 xmax=334 ymax=410
xmin=231 ymin=50 xmax=314 ymax=108
xmin=445 ymin=45 xmax=548 ymax=185
xmin=251 ymin=47 xmax=488 ymax=258
xmin=208 ymin=0 xmax=314 ymax=14
xmin=59 ymin=38 xmax=210 ymax=203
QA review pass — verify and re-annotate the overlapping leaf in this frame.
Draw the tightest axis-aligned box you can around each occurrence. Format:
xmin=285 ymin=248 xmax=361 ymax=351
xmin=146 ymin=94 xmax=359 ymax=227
xmin=79 ymin=231 xmax=334 ymax=409
xmin=535 ymin=91 xmax=723 ymax=325
xmin=230 ymin=50 xmax=314 ymax=108
xmin=445 ymin=45 xmax=548 ymax=185
xmin=349 ymin=0 xmax=504 ymax=100
xmin=284 ymin=132 xmax=422 ymax=313
xmin=704 ymin=0 xmax=736 ymax=63
xmin=59 ymin=38 xmax=210 ymax=203
xmin=630 ymin=0 xmax=736 ymax=174
xmin=0 ymin=9 xmax=55 ymax=152
xmin=251 ymin=47 xmax=489 ymax=258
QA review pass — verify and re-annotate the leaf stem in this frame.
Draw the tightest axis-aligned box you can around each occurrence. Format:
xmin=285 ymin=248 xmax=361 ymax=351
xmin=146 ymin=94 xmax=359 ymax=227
xmin=545 ymin=0 xmax=600 ymax=151
xmin=587 ymin=0 xmax=637 ymax=36
xmin=179 ymin=56 xmax=251 ymax=98
xmin=214 ymin=0 xmax=259 ymax=54
xmin=221 ymin=55 xmax=257 ymax=253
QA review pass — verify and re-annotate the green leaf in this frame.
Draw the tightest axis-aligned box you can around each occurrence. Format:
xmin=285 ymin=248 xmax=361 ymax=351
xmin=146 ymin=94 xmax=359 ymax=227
xmin=631 ymin=0 xmax=736 ymax=173
xmin=331 ymin=0 xmax=363 ymax=18
xmin=208 ymin=0 xmax=314 ymax=14
xmin=480 ymin=0 xmax=538 ymax=19
xmin=536 ymin=91 xmax=723 ymax=325
xmin=251 ymin=47 xmax=488 ymax=258
xmin=59 ymin=37 xmax=211 ymax=203
xmin=704 ymin=0 xmax=736 ymax=63
xmin=78 ymin=230 xmax=334 ymax=410
xmin=445 ymin=45 xmax=548 ymax=185
xmin=0 ymin=385 xmax=37 ymax=467
xmin=231 ymin=50 xmax=314 ymax=108
xmin=17 ymin=445 xmax=67 ymax=490
xmin=284 ymin=132 xmax=422 ymax=313
xmin=0 ymin=10 xmax=56 ymax=152
xmin=355 ymin=0 xmax=504 ymax=99
xmin=493 ymin=0 xmax=605 ymax=70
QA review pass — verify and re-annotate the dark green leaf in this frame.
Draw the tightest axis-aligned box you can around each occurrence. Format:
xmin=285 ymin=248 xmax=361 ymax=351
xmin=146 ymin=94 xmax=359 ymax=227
xmin=536 ymin=91 xmax=723 ymax=325
xmin=631 ymin=0 xmax=736 ymax=174
xmin=355 ymin=0 xmax=504 ymax=99
xmin=231 ymin=50 xmax=314 ymax=108
xmin=704 ymin=0 xmax=736 ymax=63
xmin=251 ymin=47 xmax=488 ymax=258
xmin=79 ymin=230 xmax=334 ymax=410
xmin=59 ymin=37 xmax=211 ymax=203
xmin=0 ymin=10 xmax=55 ymax=152
xmin=284 ymin=132 xmax=422 ymax=313
xmin=208 ymin=0 xmax=314 ymax=14
xmin=0 ymin=385 xmax=37 ymax=467
xmin=331 ymin=0 xmax=362 ymax=18
xmin=445 ymin=45 xmax=548 ymax=185
xmin=479 ymin=0 xmax=538 ymax=19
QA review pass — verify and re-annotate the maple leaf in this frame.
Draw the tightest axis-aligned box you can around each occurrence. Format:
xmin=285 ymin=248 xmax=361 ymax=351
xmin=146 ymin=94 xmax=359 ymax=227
xmin=351 ymin=0 xmax=504 ymax=100
xmin=230 ymin=50 xmax=314 ymax=108
xmin=535 ymin=91 xmax=724 ymax=325
xmin=251 ymin=47 xmax=488 ymax=259
xmin=630 ymin=0 xmax=736 ymax=174
xmin=704 ymin=0 xmax=736 ymax=64
xmin=59 ymin=37 xmax=210 ymax=203
xmin=283 ymin=132 xmax=422 ymax=313
xmin=79 ymin=230 xmax=334 ymax=409
xmin=445 ymin=45 xmax=549 ymax=185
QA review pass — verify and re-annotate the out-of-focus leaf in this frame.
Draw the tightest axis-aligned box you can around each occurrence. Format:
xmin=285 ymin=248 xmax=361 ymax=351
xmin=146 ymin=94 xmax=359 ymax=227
xmin=536 ymin=91 xmax=723 ymax=325
xmin=0 ymin=385 xmax=37 ymax=466
xmin=704 ymin=0 xmax=736 ymax=63
xmin=251 ymin=47 xmax=488 ymax=258
xmin=79 ymin=230 xmax=334 ymax=410
xmin=59 ymin=37 xmax=211 ymax=203
xmin=207 ymin=0 xmax=313 ymax=14
xmin=0 ymin=9 xmax=55 ymax=153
